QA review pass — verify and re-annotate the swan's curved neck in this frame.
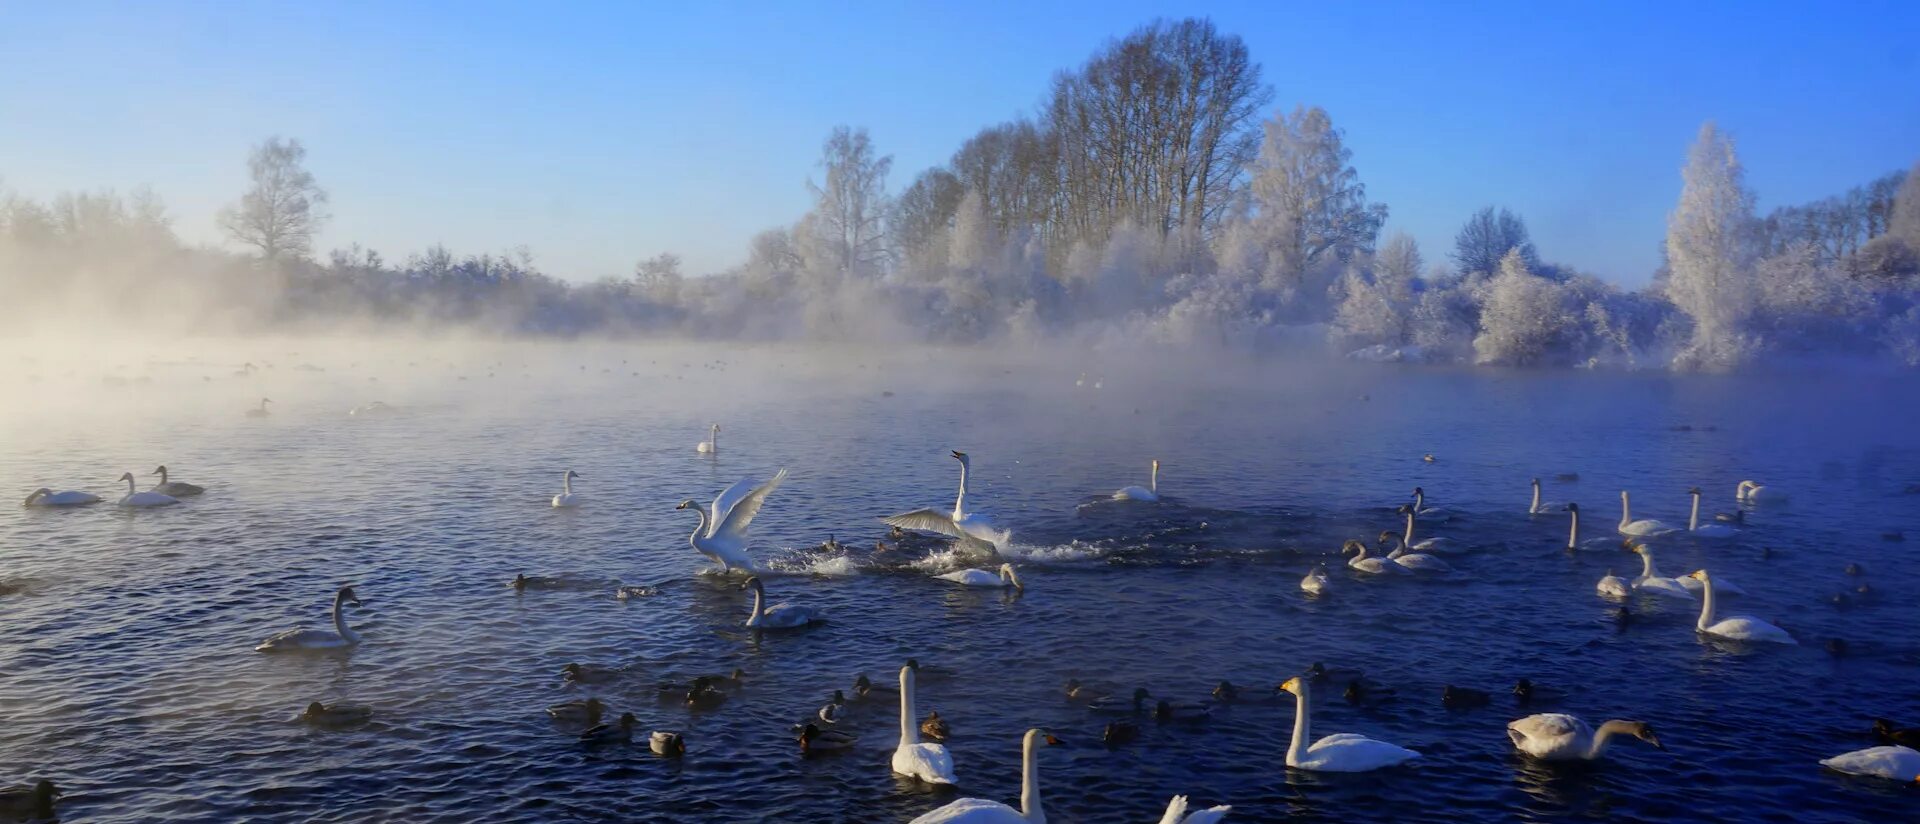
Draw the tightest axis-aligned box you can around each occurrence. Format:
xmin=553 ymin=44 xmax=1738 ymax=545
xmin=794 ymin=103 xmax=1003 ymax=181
xmin=898 ymin=668 xmax=918 ymax=747
xmin=1286 ymin=683 xmax=1311 ymax=765
xmin=332 ymin=593 xmax=355 ymax=640
xmin=1566 ymin=508 xmax=1579 ymax=549
xmin=1019 ymin=730 xmax=1045 ymax=822
xmin=1530 ymin=483 xmax=1540 ymax=513
xmin=1589 ymin=721 xmax=1631 ymax=758
xmin=709 ymin=425 xmax=719 ymax=447
xmin=1696 ymin=576 xmax=1716 ymax=631
xmin=123 ymin=476 xmax=135 ymax=495
xmin=1149 ymin=463 xmax=1158 ymax=494
xmin=562 ymin=473 xmax=573 ymax=495
xmin=688 ymin=505 xmax=711 ymax=546
xmin=953 ymin=459 xmax=970 ymax=518
xmin=25 ymin=489 xmax=46 ymax=506
xmin=1638 ymin=551 xmax=1659 ymax=580
xmin=1619 ymin=492 xmax=1632 ymax=527
xmin=1403 ymin=510 xmax=1417 ymax=546
xmin=747 ymin=583 xmax=764 ymax=627
xmin=1688 ymin=493 xmax=1700 ymax=530
xmin=158 ymin=467 xmax=169 ymax=485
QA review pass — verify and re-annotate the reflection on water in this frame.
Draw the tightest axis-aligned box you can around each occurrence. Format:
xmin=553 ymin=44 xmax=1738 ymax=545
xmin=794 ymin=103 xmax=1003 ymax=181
xmin=1 ymin=342 xmax=1917 ymax=822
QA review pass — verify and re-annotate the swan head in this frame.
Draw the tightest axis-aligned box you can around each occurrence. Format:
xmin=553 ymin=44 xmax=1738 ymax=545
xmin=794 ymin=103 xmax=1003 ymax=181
xmin=565 ymin=469 xmax=580 ymax=480
xmin=950 ymin=450 xmax=968 ymax=463
xmin=1376 ymin=530 xmax=1400 ymax=545
xmin=1028 ymin=728 xmax=1064 ymax=747
xmin=1688 ymin=486 xmax=1702 ymax=496
xmin=1212 ymin=680 xmax=1238 ymax=700
xmin=1412 ymin=486 xmax=1426 ymax=496
xmin=1341 ymin=539 xmax=1367 ymax=554
xmin=674 ymin=499 xmax=697 ymax=511
xmin=23 ymin=488 xmax=51 ymax=505
xmin=999 ymin=563 xmax=1022 ymax=589
xmin=1532 ymin=477 xmax=1541 ymax=486
xmin=336 ymin=585 xmax=362 ymax=606
xmin=151 ymin=465 xmax=167 ymax=475
xmin=118 ymin=472 xmax=134 ymax=483
xmin=1565 ymin=502 xmax=1579 ymax=512
xmin=1277 ymin=676 xmax=1305 ymax=697
xmin=1686 ymin=569 xmax=1709 ymax=581
xmin=741 ymin=576 xmax=764 ymax=592
xmin=1606 ymin=720 xmax=1663 ymax=749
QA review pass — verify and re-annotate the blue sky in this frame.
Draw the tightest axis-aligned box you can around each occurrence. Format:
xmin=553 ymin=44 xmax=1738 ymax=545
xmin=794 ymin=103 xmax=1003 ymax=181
xmin=2 ymin=1 xmax=1915 ymax=285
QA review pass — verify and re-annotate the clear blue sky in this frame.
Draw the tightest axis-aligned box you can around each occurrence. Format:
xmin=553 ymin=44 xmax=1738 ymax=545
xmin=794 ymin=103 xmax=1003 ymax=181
xmin=2 ymin=1 xmax=1916 ymax=286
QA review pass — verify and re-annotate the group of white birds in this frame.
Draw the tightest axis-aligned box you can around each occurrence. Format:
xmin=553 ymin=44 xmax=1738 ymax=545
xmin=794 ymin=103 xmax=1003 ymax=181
xmin=22 ymin=466 xmax=205 ymax=509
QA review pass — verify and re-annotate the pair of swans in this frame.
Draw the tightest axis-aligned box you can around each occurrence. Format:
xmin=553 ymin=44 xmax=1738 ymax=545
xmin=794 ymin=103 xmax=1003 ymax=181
xmin=935 ymin=563 xmax=1022 ymax=590
xmin=552 ymin=469 xmax=582 ymax=508
xmin=908 ymin=733 xmax=1233 ymax=824
xmin=1688 ymin=570 xmax=1793 ymax=644
xmin=679 ymin=469 xmax=788 ymax=572
xmin=116 ymin=472 xmax=179 ymax=507
xmin=742 ymin=576 xmax=823 ymax=629
xmin=1112 ymin=460 xmax=1161 ymax=502
xmin=256 ymin=586 xmax=362 ymax=651
xmin=696 ymin=423 xmax=720 ymax=454
xmin=885 ymin=451 xmax=1010 ymax=550
xmin=1277 ymin=675 xmax=1419 ymax=771
xmin=1507 ymin=714 xmax=1662 ymax=760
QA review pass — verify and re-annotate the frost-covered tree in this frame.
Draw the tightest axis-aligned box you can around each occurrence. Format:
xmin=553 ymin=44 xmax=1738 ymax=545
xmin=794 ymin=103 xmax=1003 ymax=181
xmin=1243 ymin=106 xmax=1387 ymax=296
xmin=1665 ymin=122 xmax=1759 ymax=370
xmin=634 ymin=252 xmax=684 ymax=304
xmin=1451 ymin=206 xmax=1539 ymax=278
xmin=805 ymin=126 xmax=893 ymax=278
xmin=1473 ymin=250 xmax=1575 ymax=365
xmin=219 ymin=136 xmax=328 ymax=262
xmin=1332 ymin=233 xmax=1422 ymax=350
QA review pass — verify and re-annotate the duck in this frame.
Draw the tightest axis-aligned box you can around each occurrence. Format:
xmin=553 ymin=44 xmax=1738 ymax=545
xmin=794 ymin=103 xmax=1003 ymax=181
xmin=1617 ymin=491 xmax=1674 ymax=536
xmin=686 ymin=678 xmax=728 ymax=710
xmin=1113 ymin=460 xmax=1162 ymax=502
xmin=650 ymin=730 xmax=687 ymax=756
xmin=1528 ymin=478 xmax=1562 ymax=515
xmin=799 ymin=723 xmax=856 ymax=753
xmin=819 ymin=690 xmax=849 ymax=724
xmin=561 ymin=663 xmax=622 ymax=685
xmin=1441 ymin=685 xmax=1491 ymax=709
xmin=1277 ymin=676 xmax=1419 ymax=772
xmin=1687 ymin=570 xmax=1794 ymax=644
xmin=150 ymin=465 xmax=205 ymax=497
xmin=1343 ymin=681 xmax=1397 ymax=708
xmin=1155 ymin=699 xmax=1211 ymax=725
xmin=1818 ymin=745 xmax=1920 ymax=781
xmin=1301 ymin=662 xmax=1367 ymax=690
xmin=551 ymin=469 xmax=582 ymax=508
xmin=1103 ymin=721 xmax=1139 ymax=747
xmin=1685 ymin=488 xmax=1738 ymax=538
xmin=579 ymin=712 xmax=637 ymax=744
xmin=511 ymin=573 xmax=566 ymax=592
xmin=245 ymin=397 xmax=272 ymax=417
xmin=1596 ymin=569 xmax=1631 ymax=598
xmin=1344 ymin=539 xmax=1406 ymax=575
xmin=546 ymin=697 xmax=606 ymax=725
xmin=1300 ymin=564 xmax=1331 ymax=595
xmin=742 ymin=576 xmax=824 ymax=629
xmin=703 ymin=668 xmax=749 ymax=690
xmin=1064 ymin=679 xmax=1102 ymax=702
xmin=696 ymin=423 xmax=720 ymax=454
xmin=1507 ymin=714 xmax=1663 ymax=760
xmin=299 ymin=701 xmax=373 ymax=727
xmin=22 ymin=487 xmax=101 ymax=507
xmin=908 ymin=729 xmax=1060 ymax=823
xmin=920 ymin=710 xmax=951 ymax=741
xmin=0 ymin=780 xmax=60 ymax=822
xmin=1379 ymin=529 xmax=1452 ymax=572
xmin=892 ymin=664 xmax=957 ymax=784
xmin=1422 ymin=453 xmax=1436 ymax=463
xmin=1736 ymin=480 xmax=1787 ymax=504
xmin=256 ymin=586 xmax=363 ymax=651
xmin=1628 ymin=546 xmax=1696 ymax=601
xmin=1512 ymin=679 xmax=1564 ymax=707
xmin=1086 ymin=687 xmax=1154 ymax=716
xmin=115 ymin=472 xmax=179 ymax=507
xmin=1873 ymin=719 xmax=1920 ymax=748
xmin=934 ymin=563 xmax=1023 ymax=589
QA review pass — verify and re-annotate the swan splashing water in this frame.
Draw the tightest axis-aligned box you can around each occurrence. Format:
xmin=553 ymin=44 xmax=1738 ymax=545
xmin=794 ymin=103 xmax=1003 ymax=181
xmin=677 ymin=469 xmax=787 ymax=573
xmin=884 ymin=451 xmax=1011 ymax=551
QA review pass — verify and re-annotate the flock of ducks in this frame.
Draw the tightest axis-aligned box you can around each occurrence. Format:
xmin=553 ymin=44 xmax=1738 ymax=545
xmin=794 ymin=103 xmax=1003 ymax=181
xmin=11 ymin=411 xmax=1918 ymax=821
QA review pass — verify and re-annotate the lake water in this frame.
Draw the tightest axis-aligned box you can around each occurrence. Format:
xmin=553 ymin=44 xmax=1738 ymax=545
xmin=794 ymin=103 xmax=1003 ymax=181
xmin=2 ymin=341 xmax=1917 ymax=822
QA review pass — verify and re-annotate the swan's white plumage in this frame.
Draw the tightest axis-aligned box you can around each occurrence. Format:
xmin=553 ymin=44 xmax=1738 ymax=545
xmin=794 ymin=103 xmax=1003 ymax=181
xmin=1113 ymin=460 xmax=1160 ymax=502
xmin=1301 ymin=565 xmax=1330 ymax=595
xmin=1279 ymin=677 xmax=1419 ymax=772
xmin=1617 ymin=491 xmax=1674 ymax=536
xmin=1630 ymin=547 xmax=1696 ymax=601
xmin=1690 ymin=570 xmax=1794 ymax=644
xmin=1820 ymin=745 xmax=1920 ymax=781
xmin=1596 ymin=570 xmax=1630 ymax=598
xmin=892 ymin=665 xmax=957 ymax=785
xmin=23 ymin=488 xmax=101 ymax=507
xmin=682 ymin=469 xmax=787 ymax=571
xmin=551 ymin=469 xmax=581 ymax=508
xmin=934 ymin=564 xmax=1020 ymax=589
xmin=885 ymin=451 xmax=1010 ymax=549
xmin=114 ymin=473 xmax=177 ymax=508
xmin=1506 ymin=714 xmax=1658 ymax=761
xmin=1158 ymin=795 xmax=1232 ymax=824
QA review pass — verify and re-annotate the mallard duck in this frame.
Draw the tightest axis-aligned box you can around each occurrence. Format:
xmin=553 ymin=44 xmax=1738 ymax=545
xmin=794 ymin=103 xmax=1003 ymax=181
xmin=1155 ymin=699 xmax=1210 ymax=724
xmin=299 ymin=701 xmax=373 ymax=726
xmin=799 ymin=723 xmax=856 ymax=753
xmin=686 ymin=678 xmax=727 ymax=710
xmin=1873 ymin=719 xmax=1920 ymax=748
xmin=703 ymin=668 xmax=748 ymax=690
xmin=546 ymin=697 xmax=606 ymax=725
xmin=650 ymin=730 xmax=687 ymax=756
xmin=1302 ymin=662 xmax=1365 ymax=690
xmin=1103 ymin=721 xmax=1139 ymax=747
xmin=0 ymin=780 xmax=60 ymax=822
xmin=1512 ymin=679 xmax=1564 ymax=707
xmin=817 ymin=689 xmax=849 ymax=724
xmin=1343 ymin=681 xmax=1396 ymax=707
xmin=580 ymin=712 xmax=637 ymax=744
xmin=1442 ymin=685 xmax=1491 ymax=709
xmin=920 ymin=710 xmax=950 ymax=741
xmin=1087 ymin=687 xmax=1153 ymax=716
xmin=561 ymin=663 xmax=621 ymax=685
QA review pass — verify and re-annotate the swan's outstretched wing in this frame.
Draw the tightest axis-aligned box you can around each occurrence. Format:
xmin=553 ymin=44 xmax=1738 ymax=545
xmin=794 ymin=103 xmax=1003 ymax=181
xmin=706 ymin=479 xmax=755 ymax=538
xmin=713 ymin=468 xmax=787 ymax=541
xmin=882 ymin=509 xmax=964 ymax=538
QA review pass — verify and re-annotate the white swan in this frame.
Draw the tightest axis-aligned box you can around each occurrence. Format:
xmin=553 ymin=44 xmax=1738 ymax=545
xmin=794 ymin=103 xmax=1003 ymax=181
xmin=1686 ymin=488 xmax=1738 ymax=538
xmin=1596 ymin=569 xmax=1631 ymax=598
xmin=1157 ymin=796 xmax=1232 ymax=824
xmin=677 ymin=468 xmax=787 ymax=572
xmin=551 ymin=469 xmax=582 ymax=508
xmin=1617 ymin=491 xmax=1675 ymax=536
xmin=1820 ymin=745 xmax=1920 ymax=781
xmin=115 ymin=472 xmax=178 ymax=507
xmin=696 ymin=423 xmax=719 ymax=454
xmin=909 ymin=728 xmax=1061 ymax=823
xmin=1507 ymin=714 xmax=1663 ymax=760
xmin=256 ymin=586 xmax=362 ymax=651
xmin=1343 ymin=540 xmax=1405 ymax=575
xmin=1529 ymin=478 xmax=1562 ymax=515
xmin=884 ymin=451 xmax=1010 ymax=549
xmin=742 ymin=576 xmax=823 ymax=629
xmin=23 ymin=488 xmax=101 ymax=507
xmin=1277 ymin=676 xmax=1420 ymax=771
xmin=151 ymin=465 xmax=204 ymax=497
xmin=1398 ymin=506 xmax=1454 ymax=552
xmin=1687 ymin=570 xmax=1794 ymax=644
xmin=1410 ymin=486 xmax=1451 ymax=520
xmin=892 ymin=664 xmax=957 ymax=785
xmin=1113 ymin=460 xmax=1161 ymax=502
xmin=1629 ymin=546 xmax=1695 ymax=600
xmin=1379 ymin=531 xmax=1452 ymax=572
xmin=1736 ymin=480 xmax=1786 ymax=504
xmin=1301 ymin=564 xmax=1331 ymax=595
xmin=935 ymin=563 xmax=1022 ymax=589
xmin=245 ymin=397 xmax=272 ymax=418
xmin=1675 ymin=564 xmax=1744 ymax=595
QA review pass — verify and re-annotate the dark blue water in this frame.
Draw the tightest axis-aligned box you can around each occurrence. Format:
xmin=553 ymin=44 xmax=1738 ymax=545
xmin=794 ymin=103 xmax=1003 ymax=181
xmin=3 ymin=344 xmax=1917 ymax=822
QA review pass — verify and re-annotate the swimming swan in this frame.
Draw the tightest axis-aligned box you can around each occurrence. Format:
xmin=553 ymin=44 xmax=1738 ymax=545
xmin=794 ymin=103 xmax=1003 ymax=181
xmin=552 ymin=469 xmax=582 ymax=508
xmin=1507 ymin=714 xmax=1663 ymax=760
xmin=909 ymin=728 xmax=1061 ymax=823
xmin=1687 ymin=570 xmax=1794 ymax=644
xmin=1596 ymin=569 xmax=1631 ymax=598
xmin=23 ymin=488 xmax=101 ymax=507
xmin=1398 ymin=506 xmax=1454 ymax=552
xmin=1343 ymin=539 xmax=1405 ymax=575
xmin=151 ymin=465 xmax=205 ymax=497
xmin=1410 ymin=486 xmax=1451 ymax=520
xmin=892 ymin=664 xmax=957 ymax=784
xmin=1301 ymin=564 xmax=1331 ymax=595
xmin=116 ymin=472 xmax=178 ymax=507
xmin=1617 ymin=491 xmax=1675 ymax=536
xmin=1736 ymin=480 xmax=1786 ymax=504
xmin=1819 ymin=745 xmax=1920 ymax=781
xmin=884 ymin=451 xmax=1011 ymax=549
xmin=256 ymin=586 xmax=362 ymax=651
xmin=677 ymin=469 xmax=788 ymax=572
xmin=1529 ymin=478 xmax=1562 ymax=515
xmin=1686 ymin=488 xmax=1738 ymax=538
xmin=245 ymin=398 xmax=272 ymax=418
xmin=1113 ymin=460 xmax=1161 ymax=502
xmin=1278 ymin=676 xmax=1420 ymax=771
xmin=742 ymin=576 xmax=823 ymax=629
xmin=1629 ymin=546 xmax=1695 ymax=600
xmin=1379 ymin=530 xmax=1452 ymax=572
xmin=696 ymin=423 xmax=719 ymax=454
xmin=935 ymin=563 xmax=1022 ymax=589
